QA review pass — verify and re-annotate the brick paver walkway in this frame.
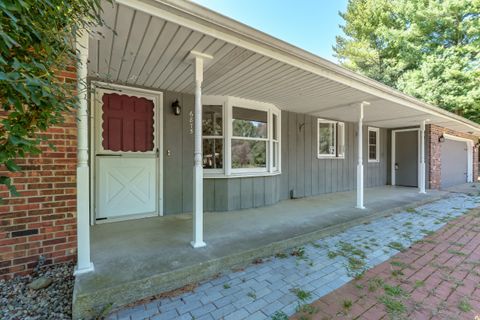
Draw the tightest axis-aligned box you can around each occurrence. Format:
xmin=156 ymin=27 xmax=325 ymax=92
xmin=108 ymin=194 xmax=479 ymax=320
xmin=292 ymin=208 xmax=480 ymax=320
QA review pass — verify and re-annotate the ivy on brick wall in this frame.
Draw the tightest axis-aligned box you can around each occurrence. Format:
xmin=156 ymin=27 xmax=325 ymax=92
xmin=0 ymin=0 xmax=107 ymax=197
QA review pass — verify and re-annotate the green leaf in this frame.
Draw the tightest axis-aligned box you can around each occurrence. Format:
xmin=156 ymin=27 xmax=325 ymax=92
xmin=5 ymin=160 xmax=21 ymax=172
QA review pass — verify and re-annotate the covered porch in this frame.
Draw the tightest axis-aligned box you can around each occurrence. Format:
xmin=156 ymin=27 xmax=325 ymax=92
xmin=73 ymin=186 xmax=446 ymax=317
xmin=71 ymin=1 xmax=480 ymax=317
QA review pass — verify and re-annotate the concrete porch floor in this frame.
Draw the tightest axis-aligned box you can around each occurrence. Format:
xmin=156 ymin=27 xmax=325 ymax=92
xmin=73 ymin=186 xmax=448 ymax=318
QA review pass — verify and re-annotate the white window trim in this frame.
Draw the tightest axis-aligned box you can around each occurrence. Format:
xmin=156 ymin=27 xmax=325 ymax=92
xmin=368 ymin=127 xmax=380 ymax=163
xmin=202 ymin=96 xmax=226 ymax=174
xmin=317 ymin=118 xmax=345 ymax=159
xmin=202 ymin=96 xmax=281 ymax=178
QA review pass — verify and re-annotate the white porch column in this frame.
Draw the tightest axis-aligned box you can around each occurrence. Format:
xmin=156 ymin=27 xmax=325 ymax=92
xmin=74 ymin=30 xmax=94 ymax=275
xmin=419 ymin=120 xmax=426 ymax=194
xmin=356 ymin=101 xmax=369 ymax=209
xmin=189 ymin=51 xmax=212 ymax=248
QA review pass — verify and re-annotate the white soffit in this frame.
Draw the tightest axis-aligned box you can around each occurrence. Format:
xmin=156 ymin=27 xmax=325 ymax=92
xmin=89 ymin=0 xmax=480 ymax=134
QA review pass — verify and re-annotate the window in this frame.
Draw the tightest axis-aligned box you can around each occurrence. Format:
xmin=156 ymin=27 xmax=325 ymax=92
xmin=317 ymin=119 xmax=345 ymax=159
xmin=202 ymin=96 xmax=281 ymax=176
xmin=368 ymin=127 xmax=380 ymax=162
xmin=231 ymin=107 xmax=268 ymax=169
xmin=202 ymin=105 xmax=223 ymax=170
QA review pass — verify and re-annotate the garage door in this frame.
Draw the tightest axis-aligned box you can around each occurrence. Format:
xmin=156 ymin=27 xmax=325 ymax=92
xmin=441 ymin=139 xmax=468 ymax=188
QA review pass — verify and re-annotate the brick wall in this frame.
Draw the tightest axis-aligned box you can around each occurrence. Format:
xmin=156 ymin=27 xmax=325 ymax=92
xmin=427 ymin=124 xmax=479 ymax=189
xmin=0 ymin=69 xmax=77 ymax=279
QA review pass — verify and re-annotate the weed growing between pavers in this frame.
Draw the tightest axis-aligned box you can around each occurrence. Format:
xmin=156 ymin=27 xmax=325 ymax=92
xmin=327 ymin=241 xmax=368 ymax=278
xmin=387 ymin=241 xmax=405 ymax=251
xmin=378 ymin=295 xmax=406 ymax=316
xmin=271 ymin=310 xmax=288 ymax=320
xmin=458 ymin=297 xmax=472 ymax=312
xmin=290 ymin=288 xmax=311 ymax=301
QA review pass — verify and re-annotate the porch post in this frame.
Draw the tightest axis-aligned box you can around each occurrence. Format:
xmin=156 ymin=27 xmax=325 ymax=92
xmin=419 ymin=120 xmax=426 ymax=194
xmin=74 ymin=30 xmax=94 ymax=274
xmin=189 ymin=51 xmax=212 ymax=248
xmin=356 ymin=101 xmax=369 ymax=209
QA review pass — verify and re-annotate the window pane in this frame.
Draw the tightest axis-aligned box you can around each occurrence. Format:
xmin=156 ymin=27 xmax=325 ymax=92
xmin=337 ymin=123 xmax=345 ymax=157
xmin=231 ymin=139 xmax=266 ymax=168
xmin=202 ymin=105 xmax=222 ymax=136
xmin=369 ymin=145 xmax=377 ymax=160
xmin=232 ymin=107 xmax=268 ymax=138
xmin=369 ymin=130 xmax=377 ymax=145
xmin=273 ymin=114 xmax=278 ymax=140
xmin=318 ymin=122 xmax=335 ymax=155
xmin=203 ymin=138 xmax=223 ymax=169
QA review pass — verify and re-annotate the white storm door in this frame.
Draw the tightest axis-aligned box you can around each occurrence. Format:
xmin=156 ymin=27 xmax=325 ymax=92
xmin=95 ymin=90 xmax=159 ymax=220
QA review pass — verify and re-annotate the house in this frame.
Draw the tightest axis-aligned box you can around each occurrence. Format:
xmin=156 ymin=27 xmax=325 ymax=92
xmin=1 ymin=0 xmax=479 ymax=317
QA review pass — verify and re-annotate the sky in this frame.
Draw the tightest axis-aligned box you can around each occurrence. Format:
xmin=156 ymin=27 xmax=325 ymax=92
xmin=192 ymin=0 xmax=348 ymax=62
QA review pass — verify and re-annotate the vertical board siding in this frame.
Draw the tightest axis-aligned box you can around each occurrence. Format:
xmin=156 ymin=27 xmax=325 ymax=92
xmin=278 ymin=112 xmax=387 ymax=201
xmin=162 ymin=91 xmax=388 ymax=214
xmin=163 ymin=91 xmax=183 ymax=214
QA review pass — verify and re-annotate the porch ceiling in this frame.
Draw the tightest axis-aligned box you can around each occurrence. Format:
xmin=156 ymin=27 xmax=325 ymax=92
xmin=88 ymin=0 xmax=480 ymax=135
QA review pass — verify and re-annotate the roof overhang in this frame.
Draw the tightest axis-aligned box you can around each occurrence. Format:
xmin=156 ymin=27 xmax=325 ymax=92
xmin=87 ymin=0 xmax=480 ymax=135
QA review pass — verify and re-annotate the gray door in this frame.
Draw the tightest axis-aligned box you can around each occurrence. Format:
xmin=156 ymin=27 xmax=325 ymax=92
xmin=441 ymin=139 xmax=468 ymax=188
xmin=395 ymin=131 xmax=418 ymax=187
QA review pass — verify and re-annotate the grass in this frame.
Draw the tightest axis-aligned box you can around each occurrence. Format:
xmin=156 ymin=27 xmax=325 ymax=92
xmin=291 ymin=247 xmax=306 ymax=258
xmin=291 ymin=288 xmax=311 ymax=301
xmin=383 ymin=284 xmax=409 ymax=298
xmin=458 ymin=297 xmax=472 ymax=312
xmin=388 ymin=241 xmax=405 ymax=251
xmin=275 ymin=252 xmax=288 ymax=259
xmin=247 ymin=291 xmax=256 ymax=299
xmin=368 ymin=277 xmax=384 ymax=292
xmin=271 ymin=311 xmax=288 ymax=320
xmin=378 ymin=295 xmax=406 ymax=314
xmin=295 ymin=303 xmax=317 ymax=314
xmin=390 ymin=260 xmax=409 ymax=269
xmin=406 ymin=208 xmax=417 ymax=214
xmin=447 ymin=249 xmax=466 ymax=256
xmin=223 ymin=283 xmax=231 ymax=289
xmin=342 ymin=299 xmax=353 ymax=310
xmin=414 ymin=280 xmax=425 ymax=289
xmin=327 ymin=251 xmax=337 ymax=259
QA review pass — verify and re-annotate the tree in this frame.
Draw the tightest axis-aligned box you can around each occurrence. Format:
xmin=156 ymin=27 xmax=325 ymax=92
xmin=334 ymin=0 xmax=480 ymax=122
xmin=0 ymin=0 xmax=106 ymax=196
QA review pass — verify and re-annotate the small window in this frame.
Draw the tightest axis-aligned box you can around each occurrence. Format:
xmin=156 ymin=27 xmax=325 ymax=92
xmin=368 ymin=127 xmax=380 ymax=162
xmin=317 ymin=119 xmax=345 ymax=159
xmin=202 ymin=105 xmax=223 ymax=169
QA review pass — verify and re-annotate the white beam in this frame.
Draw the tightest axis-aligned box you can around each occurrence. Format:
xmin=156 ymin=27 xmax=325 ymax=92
xmin=190 ymin=51 xmax=211 ymax=248
xmin=75 ymin=30 xmax=94 ymax=275
xmin=419 ymin=120 xmax=426 ymax=194
xmin=356 ymin=101 xmax=369 ymax=209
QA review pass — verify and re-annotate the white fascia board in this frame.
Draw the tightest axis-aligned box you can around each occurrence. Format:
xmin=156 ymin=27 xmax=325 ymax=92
xmin=115 ymin=0 xmax=480 ymax=134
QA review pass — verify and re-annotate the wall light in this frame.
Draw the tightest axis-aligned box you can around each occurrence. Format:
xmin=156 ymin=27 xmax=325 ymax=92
xmin=172 ymin=99 xmax=181 ymax=116
xmin=438 ymin=135 xmax=445 ymax=143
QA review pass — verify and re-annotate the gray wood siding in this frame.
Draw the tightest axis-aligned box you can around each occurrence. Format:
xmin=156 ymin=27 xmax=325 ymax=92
xmin=278 ymin=111 xmax=387 ymax=200
xmin=162 ymin=92 xmax=388 ymax=214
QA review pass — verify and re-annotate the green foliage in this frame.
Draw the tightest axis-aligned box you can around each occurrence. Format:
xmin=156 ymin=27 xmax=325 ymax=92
xmin=0 ymin=0 xmax=107 ymax=195
xmin=290 ymin=287 xmax=312 ymax=301
xmin=271 ymin=311 xmax=288 ymax=320
xmin=335 ymin=0 xmax=480 ymax=122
